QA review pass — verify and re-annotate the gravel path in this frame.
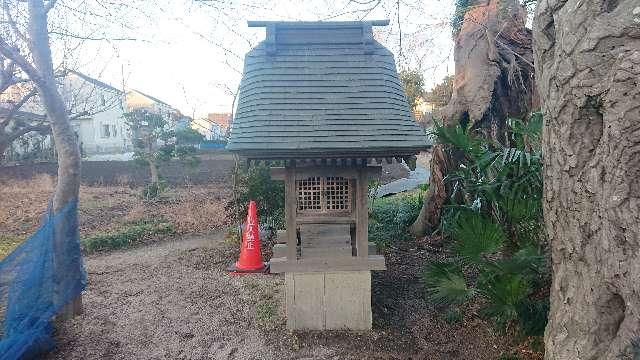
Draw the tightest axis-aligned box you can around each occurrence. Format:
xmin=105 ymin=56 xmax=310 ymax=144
xmin=49 ymin=234 xmax=287 ymax=360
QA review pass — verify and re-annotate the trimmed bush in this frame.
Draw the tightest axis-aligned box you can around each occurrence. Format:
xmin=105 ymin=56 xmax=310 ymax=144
xmin=83 ymin=219 xmax=174 ymax=253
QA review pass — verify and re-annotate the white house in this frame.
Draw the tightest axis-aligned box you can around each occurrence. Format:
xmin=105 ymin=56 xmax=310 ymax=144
xmin=2 ymin=71 xmax=184 ymax=160
xmin=191 ymin=117 xmax=224 ymax=140
xmin=63 ymin=71 xmax=130 ymax=156
xmin=3 ymin=70 xmax=130 ymax=157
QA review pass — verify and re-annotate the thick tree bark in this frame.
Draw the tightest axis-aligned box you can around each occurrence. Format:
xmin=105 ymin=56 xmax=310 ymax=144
xmin=411 ymin=0 xmax=536 ymax=235
xmin=27 ymin=0 xmax=80 ymax=213
xmin=0 ymin=0 xmax=84 ymax=320
xmin=408 ymin=145 xmax=447 ymax=235
xmin=533 ymin=0 xmax=640 ymax=358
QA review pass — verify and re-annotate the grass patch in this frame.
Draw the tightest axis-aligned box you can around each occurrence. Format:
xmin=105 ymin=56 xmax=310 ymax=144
xmin=368 ymin=191 xmax=423 ymax=249
xmin=82 ymin=218 xmax=174 ymax=253
xmin=256 ymin=302 xmax=276 ymax=328
xmin=0 ymin=235 xmax=24 ymax=260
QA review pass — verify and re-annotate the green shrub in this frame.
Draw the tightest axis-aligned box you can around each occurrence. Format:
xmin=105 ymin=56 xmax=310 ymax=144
xmin=142 ymin=180 xmax=167 ymax=199
xmin=421 ymin=112 xmax=549 ymax=335
xmin=478 ymin=272 xmax=531 ymax=328
xmin=443 ymin=308 xmax=464 ymax=325
xmin=226 ymin=164 xmax=285 ymax=229
xmin=422 ymin=261 xmax=474 ymax=306
xmin=515 ymin=298 xmax=549 ymax=337
xmin=368 ymin=192 xmax=422 ymax=248
xmin=83 ymin=219 xmax=174 ymax=253
xmin=449 ymin=211 xmax=505 ymax=265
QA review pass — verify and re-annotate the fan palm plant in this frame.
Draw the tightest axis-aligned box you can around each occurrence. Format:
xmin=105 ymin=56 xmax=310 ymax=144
xmin=421 ymin=112 xmax=549 ymax=334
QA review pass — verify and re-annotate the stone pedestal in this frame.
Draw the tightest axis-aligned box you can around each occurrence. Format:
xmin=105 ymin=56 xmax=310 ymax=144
xmin=285 ymin=271 xmax=372 ymax=330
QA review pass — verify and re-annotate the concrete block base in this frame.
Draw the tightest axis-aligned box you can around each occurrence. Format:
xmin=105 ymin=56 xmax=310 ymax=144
xmin=285 ymin=271 xmax=372 ymax=330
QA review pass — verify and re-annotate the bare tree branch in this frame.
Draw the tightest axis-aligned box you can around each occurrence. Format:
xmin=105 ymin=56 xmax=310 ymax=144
xmin=2 ymin=0 xmax=29 ymax=43
xmin=0 ymin=87 xmax=38 ymax=127
xmin=48 ymin=30 xmax=145 ymax=42
xmin=44 ymin=0 xmax=57 ymax=13
xmin=0 ymin=37 xmax=43 ymax=87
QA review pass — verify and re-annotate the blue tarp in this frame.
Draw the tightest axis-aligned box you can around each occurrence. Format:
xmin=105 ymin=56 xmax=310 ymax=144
xmin=199 ymin=142 xmax=226 ymax=149
xmin=0 ymin=200 xmax=86 ymax=360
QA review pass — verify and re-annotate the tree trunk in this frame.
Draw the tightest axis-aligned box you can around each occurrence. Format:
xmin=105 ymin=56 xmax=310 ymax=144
xmin=410 ymin=0 xmax=536 ymax=235
xmin=0 ymin=136 xmax=8 ymax=162
xmin=149 ymin=160 xmax=160 ymax=184
xmin=28 ymin=0 xmax=83 ymax=317
xmin=27 ymin=0 xmax=80 ymax=213
xmin=533 ymin=0 xmax=640 ymax=358
xmin=409 ymin=145 xmax=447 ymax=235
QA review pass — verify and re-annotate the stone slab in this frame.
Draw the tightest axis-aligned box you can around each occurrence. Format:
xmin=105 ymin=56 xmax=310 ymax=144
xmin=285 ymin=271 xmax=372 ymax=330
xmin=270 ymin=255 xmax=386 ymax=273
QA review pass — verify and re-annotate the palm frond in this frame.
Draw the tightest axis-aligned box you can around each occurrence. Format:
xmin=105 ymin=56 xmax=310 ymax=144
xmin=421 ymin=261 xmax=475 ymax=306
xmin=499 ymin=193 xmax=542 ymax=223
xmin=477 ymin=272 xmax=531 ymax=328
xmin=431 ymin=121 xmax=487 ymax=159
xmin=449 ymin=211 xmax=505 ymax=265
xmin=492 ymin=246 xmax=546 ymax=276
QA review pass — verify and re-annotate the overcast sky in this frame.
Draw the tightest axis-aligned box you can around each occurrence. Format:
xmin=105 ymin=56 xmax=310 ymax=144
xmin=58 ymin=0 xmax=455 ymax=119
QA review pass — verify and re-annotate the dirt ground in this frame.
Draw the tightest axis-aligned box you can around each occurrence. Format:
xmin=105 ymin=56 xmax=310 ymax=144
xmin=2 ymin=155 xmax=532 ymax=359
xmin=48 ymin=233 xmax=515 ymax=360
xmin=0 ymin=159 xmax=407 ymax=249
xmin=0 ymin=174 xmax=230 ymax=251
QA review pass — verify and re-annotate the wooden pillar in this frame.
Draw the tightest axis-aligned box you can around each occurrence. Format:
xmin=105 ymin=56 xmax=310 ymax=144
xmin=355 ymin=167 xmax=368 ymax=258
xmin=284 ymin=165 xmax=297 ymax=260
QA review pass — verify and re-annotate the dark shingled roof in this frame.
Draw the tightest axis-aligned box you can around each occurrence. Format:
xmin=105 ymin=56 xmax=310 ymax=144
xmin=227 ymin=21 xmax=428 ymax=158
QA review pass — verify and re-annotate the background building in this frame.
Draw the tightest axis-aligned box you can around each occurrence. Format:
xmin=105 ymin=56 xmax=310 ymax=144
xmin=191 ymin=113 xmax=230 ymax=141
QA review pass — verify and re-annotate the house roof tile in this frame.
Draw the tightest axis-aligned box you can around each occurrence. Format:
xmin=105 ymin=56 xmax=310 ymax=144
xmin=227 ymin=21 xmax=429 ymax=158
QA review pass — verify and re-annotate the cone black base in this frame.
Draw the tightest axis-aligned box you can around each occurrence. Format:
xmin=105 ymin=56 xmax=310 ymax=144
xmin=227 ymin=262 xmax=270 ymax=275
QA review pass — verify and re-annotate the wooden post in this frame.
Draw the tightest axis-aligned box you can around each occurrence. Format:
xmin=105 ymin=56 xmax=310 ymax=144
xmin=355 ymin=167 xmax=368 ymax=258
xmin=285 ymin=165 xmax=297 ymax=260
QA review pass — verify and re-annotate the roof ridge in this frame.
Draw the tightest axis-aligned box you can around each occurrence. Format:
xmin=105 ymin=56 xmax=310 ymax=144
xmin=66 ymin=69 xmax=123 ymax=94
xmin=127 ymin=89 xmax=172 ymax=108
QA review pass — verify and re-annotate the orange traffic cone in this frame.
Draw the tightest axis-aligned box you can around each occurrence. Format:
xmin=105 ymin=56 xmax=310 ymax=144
xmin=227 ymin=200 xmax=269 ymax=274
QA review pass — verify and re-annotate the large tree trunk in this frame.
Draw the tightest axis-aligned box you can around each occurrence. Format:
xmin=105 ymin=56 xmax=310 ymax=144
xmin=28 ymin=0 xmax=80 ymax=213
xmin=28 ymin=0 xmax=83 ymax=317
xmin=533 ymin=0 xmax=640 ymax=358
xmin=411 ymin=0 xmax=536 ymax=235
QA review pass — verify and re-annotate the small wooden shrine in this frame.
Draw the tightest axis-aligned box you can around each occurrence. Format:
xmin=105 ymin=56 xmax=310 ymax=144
xmin=227 ymin=20 xmax=428 ymax=330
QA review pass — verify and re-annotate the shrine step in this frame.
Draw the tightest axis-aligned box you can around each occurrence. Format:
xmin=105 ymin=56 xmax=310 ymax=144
xmin=272 ymin=242 xmax=377 ymax=259
xmin=302 ymin=246 xmax=352 ymax=258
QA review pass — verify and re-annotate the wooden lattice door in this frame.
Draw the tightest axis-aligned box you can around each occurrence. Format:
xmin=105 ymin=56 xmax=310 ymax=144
xmin=296 ymin=176 xmax=352 ymax=214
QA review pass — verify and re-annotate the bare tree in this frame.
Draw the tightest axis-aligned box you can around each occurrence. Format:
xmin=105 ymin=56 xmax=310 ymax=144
xmin=0 ymin=0 xmax=84 ymax=317
xmin=533 ymin=0 xmax=639 ymax=358
xmin=0 ymin=0 xmax=81 ymax=212
xmin=0 ymin=67 xmax=123 ymax=161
